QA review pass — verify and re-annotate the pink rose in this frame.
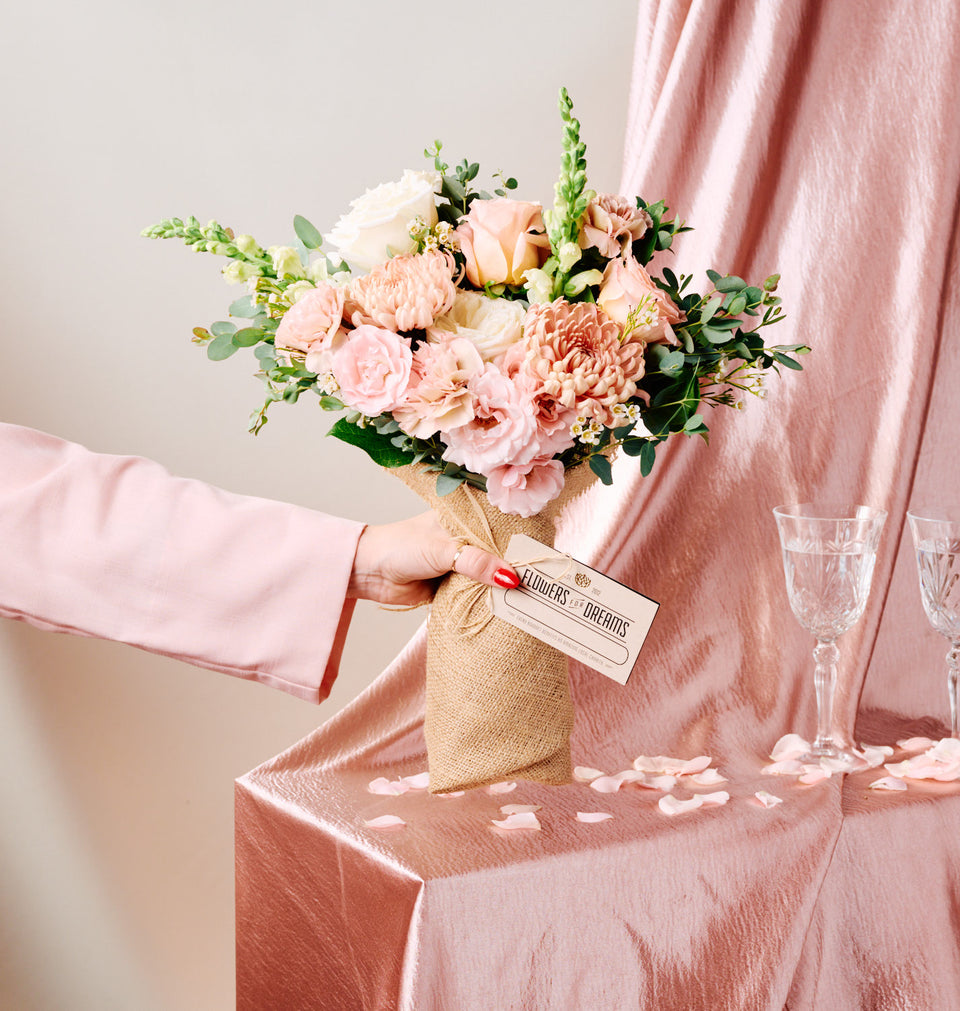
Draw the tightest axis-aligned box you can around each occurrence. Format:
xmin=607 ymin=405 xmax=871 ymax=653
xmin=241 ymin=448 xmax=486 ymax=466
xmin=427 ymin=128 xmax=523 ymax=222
xmin=331 ymin=324 xmax=413 ymax=416
xmin=486 ymin=458 xmax=566 ymax=517
xmin=597 ymin=256 xmax=683 ymax=345
xmin=455 ymin=198 xmax=551 ymax=288
xmin=393 ymin=337 xmax=484 ymax=439
xmin=441 ymin=364 xmax=538 ymax=476
xmin=579 ymin=194 xmax=652 ymax=258
xmin=275 ymin=282 xmax=345 ymax=354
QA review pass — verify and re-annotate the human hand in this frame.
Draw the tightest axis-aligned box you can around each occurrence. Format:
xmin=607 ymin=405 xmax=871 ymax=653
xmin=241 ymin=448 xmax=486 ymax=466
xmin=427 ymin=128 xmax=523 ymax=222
xmin=347 ymin=511 xmax=520 ymax=606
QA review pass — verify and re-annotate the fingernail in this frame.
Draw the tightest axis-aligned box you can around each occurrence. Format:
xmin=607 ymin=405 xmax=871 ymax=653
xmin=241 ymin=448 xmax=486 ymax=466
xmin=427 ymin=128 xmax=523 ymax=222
xmin=494 ymin=568 xmax=520 ymax=589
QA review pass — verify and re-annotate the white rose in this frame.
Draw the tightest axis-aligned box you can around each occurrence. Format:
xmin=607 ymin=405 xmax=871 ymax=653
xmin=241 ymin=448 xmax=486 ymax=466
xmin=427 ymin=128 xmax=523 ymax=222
xmin=428 ymin=290 xmax=526 ymax=362
xmin=325 ymin=169 xmax=441 ymax=273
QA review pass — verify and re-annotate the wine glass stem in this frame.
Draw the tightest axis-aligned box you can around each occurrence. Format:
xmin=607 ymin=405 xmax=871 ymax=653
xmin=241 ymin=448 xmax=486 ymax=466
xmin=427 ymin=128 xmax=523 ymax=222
xmin=813 ymin=639 xmax=840 ymax=753
xmin=948 ymin=640 xmax=960 ymax=739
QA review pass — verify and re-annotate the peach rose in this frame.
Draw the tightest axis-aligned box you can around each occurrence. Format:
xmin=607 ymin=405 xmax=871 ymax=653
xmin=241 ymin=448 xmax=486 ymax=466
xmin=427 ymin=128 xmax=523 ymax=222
xmin=393 ymin=337 xmax=483 ymax=439
xmin=597 ymin=256 xmax=683 ymax=345
xmin=274 ymin=282 xmax=345 ymax=354
xmin=331 ymin=324 xmax=412 ymax=417
xmin=456 ymin=198 xmax=551 ymax=288
xmin=486 ymin=457 xmax=566 ymax=518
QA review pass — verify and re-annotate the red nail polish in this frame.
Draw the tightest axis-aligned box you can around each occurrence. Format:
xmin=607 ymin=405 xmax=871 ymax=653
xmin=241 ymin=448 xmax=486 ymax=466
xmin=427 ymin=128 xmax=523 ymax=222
xmin=494 ymin=568 xmax=520 ymax=589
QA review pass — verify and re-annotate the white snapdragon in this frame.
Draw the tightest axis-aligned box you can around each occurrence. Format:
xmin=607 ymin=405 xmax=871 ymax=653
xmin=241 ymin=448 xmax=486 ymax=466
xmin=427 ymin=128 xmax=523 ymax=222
xmin=268 ymin=245 xmax=306 ymax=279
xmin=522 ymin=267 xmax=555 ymax=305
xmin=221 ymin=260 xmax=261 ymax=285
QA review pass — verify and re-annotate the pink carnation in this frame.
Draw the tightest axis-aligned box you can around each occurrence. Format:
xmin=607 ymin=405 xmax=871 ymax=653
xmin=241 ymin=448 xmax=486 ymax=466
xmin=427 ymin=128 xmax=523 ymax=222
xmin=274 ymin=282 xmax=345 ymax=354
xmin=579 ymin=194 xmax=652 ymax=258
xmin=441 ymin=365 xmax=538 ymax=476
xmin=346 ymin=250 xmax=457 ymax=332
xmin=393 ymin=337 xmax=484 ymax=439
xmin=331 ymin=324 xmax=413 ymax=416
xmin=516 ymin=299 xmax=646 ymax=426
xmin=486 ymin=458 xmax=566 ymax=517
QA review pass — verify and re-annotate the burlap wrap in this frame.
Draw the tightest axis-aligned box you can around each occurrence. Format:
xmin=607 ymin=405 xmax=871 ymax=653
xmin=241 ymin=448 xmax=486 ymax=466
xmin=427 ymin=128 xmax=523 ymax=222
xmin=393 ymin=462 xmax=598 ymax=793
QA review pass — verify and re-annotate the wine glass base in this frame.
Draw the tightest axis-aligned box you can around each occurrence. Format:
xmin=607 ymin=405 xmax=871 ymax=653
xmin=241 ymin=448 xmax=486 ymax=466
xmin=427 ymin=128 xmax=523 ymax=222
xmin=797 ymin=746 xmax=866 ymax=771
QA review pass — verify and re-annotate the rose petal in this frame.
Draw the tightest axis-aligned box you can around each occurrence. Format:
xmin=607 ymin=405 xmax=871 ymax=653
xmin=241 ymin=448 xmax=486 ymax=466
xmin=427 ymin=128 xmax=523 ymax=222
xmin=771 ymin=734 xmax=811 ymax=762
xmin=819 ymin=756 xmax=854 ymax=774
xmin=435 ymin=790 xmax=465 ymax=799
xmin=859 ymin=743 xmax=895 ymax=758
xmin=678 ymin=756 xmax=713 ymax=776
xmin=613 ymin=769 xmax=648 ymax=785
xmin=589 ymin=776 xmax=625 ymax=793
xmin=762 ymin=759 xmax=805 ymax=776
xmin=645 ymin=775 xmax=678 ymax=792
xmin=632 ymin=755 xmax=662 ymax=773
xmin=929 ymin=738 xmax=960 ymax=762
xmin=486 ymin=781 xmax=517 ymax=795
xmin=855 ymin=747 xmax=890 ymax=769
xmin=883 ymin=761 xmax=911 ymax=779
xmin=869 ymin=776 xmax=908 ymax=791
xmin=499 ymin=804 xmax=541 ymax=815
xmin=368 ymin=777 xmax=409 ymax=796
xmin=754 ymin=790 xmax=784 ymax=808
xmin=690 ymin=769 xmax=728 ymax=786
xmin=897 ymin=736 xmax=937 ymax=752
xmin=574 ymin=766 xmax=605 ymax=782
xmin=798 ymin=766 xmax=832 ymax=785
xmin=576 ymin=812 xmax=614 ymax=823
xmin=699 ymin=790 xmax=730 ymax=807
xmin=364 ymin=815 xmax=406 ymax=829
xmin=658 ymin=795 xmax=704 ymax=817
xmin=400 ymin=772 xmax=430 ymax=790
xmin=491 ymin=812 xmax=541 ymax=831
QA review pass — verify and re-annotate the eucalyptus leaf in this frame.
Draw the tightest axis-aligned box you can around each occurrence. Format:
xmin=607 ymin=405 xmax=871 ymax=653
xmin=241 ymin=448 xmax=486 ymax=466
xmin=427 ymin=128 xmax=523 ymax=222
xmin=229 ymin=295 xmax=259 ymax=318
xmin=293 ymin=215 xmax=323 ymax=249
xmin=318 ymin=396 xmax=344 ymax=411
xmin=207 ymin=333 xmax=239 ymax=360
xmin=232 ymin=327 xmax=264 ymax=347
xmin=772 ymin=352 xmax=803 ymax=370
xmin=714 ymin=275 xmax=746 ymax=293
xmin=436 ymin=473 xmax=465 ymax=497
xmin=700 ymin=295 xmax=722 ymax=324
xmin=640 ymin=440 xmax=657 ymax=477
xmin=588 ymin=454 xmax=613 ymax=485
xmin=210 ymin=321 xmax=236 ymax=337
xmin=700 ymin=325 xmax=730 ymax=345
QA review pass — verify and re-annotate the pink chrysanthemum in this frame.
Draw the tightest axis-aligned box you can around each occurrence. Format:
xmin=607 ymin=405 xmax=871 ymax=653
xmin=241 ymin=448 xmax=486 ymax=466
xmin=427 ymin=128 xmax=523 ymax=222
xmin=516 ymin=299 xmax=646 ymax=426
xmin=346 ymin=250 xmax=457 ymax=333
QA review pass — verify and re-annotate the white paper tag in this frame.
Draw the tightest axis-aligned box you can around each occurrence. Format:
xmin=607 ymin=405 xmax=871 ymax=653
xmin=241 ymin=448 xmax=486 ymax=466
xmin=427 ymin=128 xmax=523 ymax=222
xmin=490 ymin=534 xmax=659 ymax=684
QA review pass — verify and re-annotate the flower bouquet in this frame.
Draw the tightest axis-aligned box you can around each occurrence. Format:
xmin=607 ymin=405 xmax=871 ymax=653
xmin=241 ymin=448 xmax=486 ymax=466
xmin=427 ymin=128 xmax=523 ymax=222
xmin=143 ymin=89 xmax=807 ymax=792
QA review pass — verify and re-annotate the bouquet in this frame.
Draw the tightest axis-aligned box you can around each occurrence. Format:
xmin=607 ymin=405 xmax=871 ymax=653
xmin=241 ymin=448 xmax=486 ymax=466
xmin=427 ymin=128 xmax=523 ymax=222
xmin=144 ymin=89 xmax=806 ymax=792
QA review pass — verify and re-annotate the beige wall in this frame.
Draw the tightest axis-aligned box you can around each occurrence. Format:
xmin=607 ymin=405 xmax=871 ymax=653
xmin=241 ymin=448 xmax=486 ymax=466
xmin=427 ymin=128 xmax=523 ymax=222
xmin=0 ymin=2 xmax=638 ymax=1007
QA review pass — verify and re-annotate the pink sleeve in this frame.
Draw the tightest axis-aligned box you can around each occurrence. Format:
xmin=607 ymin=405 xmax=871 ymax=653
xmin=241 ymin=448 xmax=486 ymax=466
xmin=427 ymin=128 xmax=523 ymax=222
xmin=0 ymin=423 xmax=363 ymax=703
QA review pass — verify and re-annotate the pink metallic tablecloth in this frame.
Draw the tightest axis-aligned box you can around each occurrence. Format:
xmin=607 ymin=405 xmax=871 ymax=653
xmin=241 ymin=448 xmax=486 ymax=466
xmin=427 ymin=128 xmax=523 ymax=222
xmin=237 ymin=1 xmax=960 ymax=1007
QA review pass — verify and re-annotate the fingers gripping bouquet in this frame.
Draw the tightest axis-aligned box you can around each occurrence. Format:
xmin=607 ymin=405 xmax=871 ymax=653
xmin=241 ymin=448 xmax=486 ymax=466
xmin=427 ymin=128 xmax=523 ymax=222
xmin=144 ymin=89 xmax=807 ymax=792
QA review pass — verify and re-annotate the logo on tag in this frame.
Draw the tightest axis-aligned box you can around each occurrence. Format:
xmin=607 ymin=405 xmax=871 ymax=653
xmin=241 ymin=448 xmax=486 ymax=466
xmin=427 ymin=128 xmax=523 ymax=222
xmin=490 ymin=534 xmax=660 ymax=684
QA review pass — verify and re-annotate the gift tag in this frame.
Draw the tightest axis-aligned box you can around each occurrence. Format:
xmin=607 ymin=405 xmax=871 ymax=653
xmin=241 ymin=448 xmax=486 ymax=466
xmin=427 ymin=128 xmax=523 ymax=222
xmin=490 ymin=534 xmax=659 ymax=684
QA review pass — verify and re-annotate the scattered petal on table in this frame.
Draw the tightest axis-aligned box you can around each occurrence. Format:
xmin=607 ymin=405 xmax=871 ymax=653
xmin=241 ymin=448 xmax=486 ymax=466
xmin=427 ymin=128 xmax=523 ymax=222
xmin=930 ymin=738 xmax=960 ymax=762
xmin=368 ymin=777 xmax=409 ymax=796
xmin=869 ymin=776 xmax=908 ymax=791
xmin=754 ymin=791 xmax=784 ymax=808
xmin=364 ymin=815 xmax=406 ymax=829
xmin=699 ymin=790 xmax=730 ymax=806
xmin=883 ymin=761 xmax=910 ymax=779
xmin=855 ymin=747 xmax=890 ymax=769
xmin=762 ymin=759 xmax=805 ymax=776
xmin=690 ymin=769 xmax=728 ymax=786
xmin=576 ymin=812 xmax=614 ymax=823
xmin=860 ymin=743 xmax=895 ymax=757
xmin=613 ymin=769 xmax=648 ymax=785
xmin=574 ymin=766 xmax=605 ymax=782
xmin=658 ymin=795 xmax=704 ymax=816
xmin=435 ymin=790 xmax=465 ymax=799
xmin=500 ymin=804 xmax=541 ymax=815
xmin=632 ymin=755 xmax=662 ymax=773
xmin=927 ymin=763 xmax=960 ymax=782
xmin=646 ymin=775 xmax=678 ymax=792
xmin=678 ymin=756 xmax=713 ymax=776
xmin=771 ymin=734 xmax=811 ymax=761
xmin=589 ymin=776 xmax=624 ymax=793
xmin=897 ymin=736 xmax=937 ymax=752
xmin=400 ymin=772 xmax=430 ymax=790
xmin=819 ymin=756 xmax=854 ymax=774
xmin=486 ymin=781 xmax=517 ymax=794
xmin=491 ymin=812 xmax=541 ymax=831
xmin=798 ymin=766 xmax=832 ymax=785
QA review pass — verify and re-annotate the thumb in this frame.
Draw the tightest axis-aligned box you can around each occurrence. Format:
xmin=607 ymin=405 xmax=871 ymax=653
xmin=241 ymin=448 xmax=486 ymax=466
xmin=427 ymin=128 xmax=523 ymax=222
xmin=452 ymin=543 xmax=520 ymax=589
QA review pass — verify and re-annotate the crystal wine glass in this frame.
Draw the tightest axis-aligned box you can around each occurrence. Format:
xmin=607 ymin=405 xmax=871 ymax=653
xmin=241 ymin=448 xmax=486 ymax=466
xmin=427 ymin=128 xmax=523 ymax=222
xmin=773 ymin=504 xmax=887 ymax=764
xmin=907 ymin=511 xmax=960 ymax=738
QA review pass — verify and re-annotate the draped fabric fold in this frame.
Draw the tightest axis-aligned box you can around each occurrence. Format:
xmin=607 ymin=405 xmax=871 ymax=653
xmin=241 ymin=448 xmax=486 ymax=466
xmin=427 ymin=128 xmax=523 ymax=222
xmin=237 ymin=2 xmax=960 ymax=1006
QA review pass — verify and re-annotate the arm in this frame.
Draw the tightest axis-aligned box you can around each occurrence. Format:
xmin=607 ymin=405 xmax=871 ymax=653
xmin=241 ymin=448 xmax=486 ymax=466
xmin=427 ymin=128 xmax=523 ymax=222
xmin=0 ymin=423 xmax=362 ymax=703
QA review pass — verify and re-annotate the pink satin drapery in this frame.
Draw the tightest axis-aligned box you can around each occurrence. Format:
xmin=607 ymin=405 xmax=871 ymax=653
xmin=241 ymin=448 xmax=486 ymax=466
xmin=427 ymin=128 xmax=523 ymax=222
xmin=236 ymin=2 xmax=960 ymax=1007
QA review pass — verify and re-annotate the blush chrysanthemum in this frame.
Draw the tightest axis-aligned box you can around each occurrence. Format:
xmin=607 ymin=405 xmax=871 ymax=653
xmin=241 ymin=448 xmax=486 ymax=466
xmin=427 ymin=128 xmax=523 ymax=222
xmin=518 ymin=298 xmax=646 ymax=426
xmin=346 ymin=250 xmax=457 ymax=333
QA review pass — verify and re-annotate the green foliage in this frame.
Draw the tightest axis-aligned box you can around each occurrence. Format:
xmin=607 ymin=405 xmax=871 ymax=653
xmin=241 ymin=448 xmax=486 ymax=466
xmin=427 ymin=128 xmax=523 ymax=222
xmin=293 ymin=214 xmax=323 ymax=249
xmin=327 ymin=418 xmax=412 ymax=468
